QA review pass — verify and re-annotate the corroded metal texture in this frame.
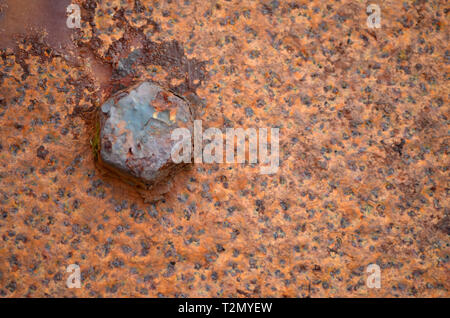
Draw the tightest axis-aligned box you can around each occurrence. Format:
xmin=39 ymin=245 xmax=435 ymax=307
xmin=0 ymin=0 xmax=448 ymax=298
xmin=100 ymin=81 xmax=193 ymax=190
xmin=0 ymin=0 xmax=72 ymax=50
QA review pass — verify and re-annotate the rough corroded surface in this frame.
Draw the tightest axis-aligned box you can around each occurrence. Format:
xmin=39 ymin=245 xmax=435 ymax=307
xmin=0 ymin=0 xmax=448 ymax=298
xmin=100 ymin=81 xmax=193 ymax=189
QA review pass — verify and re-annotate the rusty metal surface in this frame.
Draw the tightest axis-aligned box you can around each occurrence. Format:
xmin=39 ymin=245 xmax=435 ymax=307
xmin=0 ymin=0 xmax=448 ymax=297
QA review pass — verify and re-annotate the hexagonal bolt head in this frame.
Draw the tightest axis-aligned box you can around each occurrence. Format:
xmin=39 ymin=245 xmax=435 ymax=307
xmin=99 ymin=82 xmax=194 ymax=189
